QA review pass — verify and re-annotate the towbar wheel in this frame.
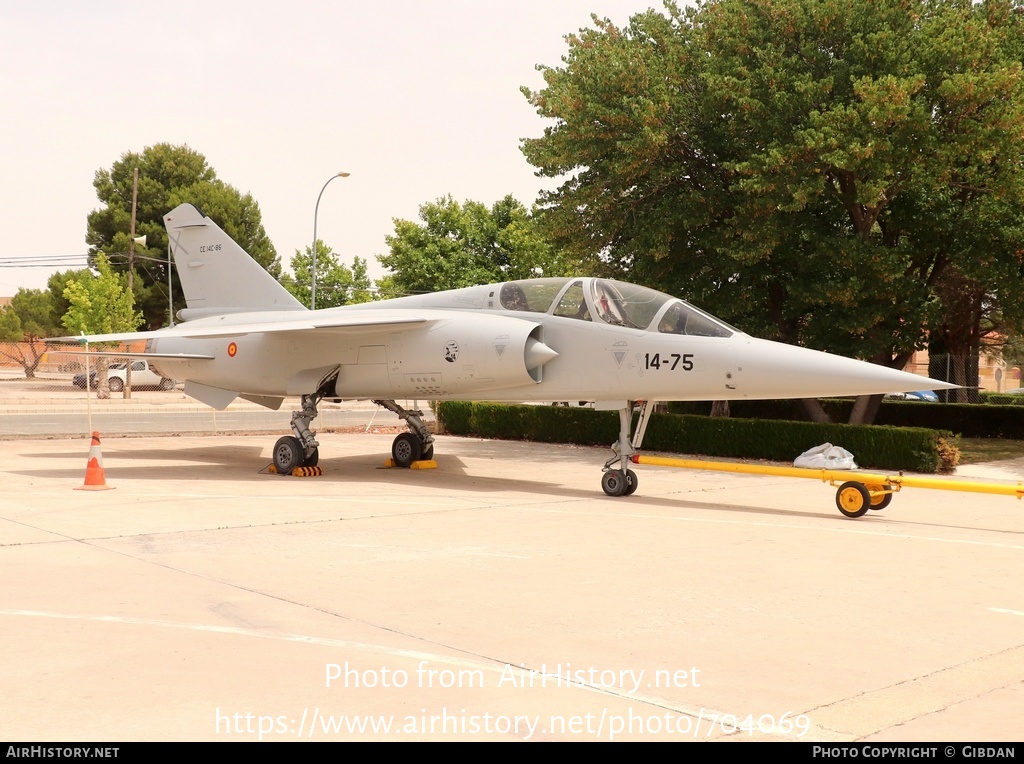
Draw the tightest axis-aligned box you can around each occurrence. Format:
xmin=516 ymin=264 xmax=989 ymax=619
xmin=867 ymin=483 xmax=893 ymax=511
xmin=835 ymin=481 xmax=871 ymax=518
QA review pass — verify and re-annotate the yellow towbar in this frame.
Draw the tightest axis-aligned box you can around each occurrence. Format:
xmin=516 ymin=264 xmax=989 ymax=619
xmin=629 ymin=454 xmax=1024 ymax=519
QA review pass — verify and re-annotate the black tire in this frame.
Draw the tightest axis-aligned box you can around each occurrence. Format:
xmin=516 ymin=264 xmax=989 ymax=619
xmin=108 ymin=377 xmax=124 ymax=392
xmin=273 ymin=436 xmax=305 ymax=474
xmin=601 ymin=470 xmax=627 ymax=497
xmin=392 ymin=433 xmax=422 ymax=468
xmin=304 ymin=448 xmax=319 ymax=468
xmin=623 ymin=468 xmax=638 ymax=496
xmin=868 ymin=484 xmax=893 ymax=511
xmin=835 ymin=481 xmax=871 ymax=518
xmin=421 ymin=442 xmax=434 ymax=461
xmin=160 ymin=378 xmax=175 ymax=391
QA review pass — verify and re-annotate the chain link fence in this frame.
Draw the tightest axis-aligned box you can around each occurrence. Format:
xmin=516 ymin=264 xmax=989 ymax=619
xmin=0 ymin=340 xmax=421 ymax=437
xmin=920 ymin=352 xmax=1018 ymax=403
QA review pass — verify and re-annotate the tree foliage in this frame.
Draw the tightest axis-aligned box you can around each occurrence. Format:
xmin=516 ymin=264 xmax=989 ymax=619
xmin=281 ymin=242 xmax=374 ymax=308
xmin=0 ymin=305 xmax=19 ymax=343
xmin=87 ymin=143 xmax=280 ymax=328
xmin=4 ymin=289 xmax=58 ymax=340
xmin=47 ymin=269 xmax=91 ymax=329
xmin=522 ymin=0 xmax=1024 ymax=379
xmin=61 ymin=253 xmax=142 ymax=398
xmin=61 ymin=253 xmax=141 ymax=336
xmin=0 ymin=288 xmax=61 ymax=378
xmin=379 ymin=195 xmax=574 ymax=295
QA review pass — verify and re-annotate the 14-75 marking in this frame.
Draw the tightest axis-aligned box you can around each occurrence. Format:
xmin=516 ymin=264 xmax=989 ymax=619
xmin=644 ymin=353 xmax=694 ymax=371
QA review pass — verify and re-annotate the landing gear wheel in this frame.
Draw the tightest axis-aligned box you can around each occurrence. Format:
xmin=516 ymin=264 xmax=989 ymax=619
xmin=623 ymin=469 xmax=638 ymax=495
xmin=867 ymin=484 xmax=892 ymax=511
xmin=836 ymin=481 xmax=871 ymax=518
xmin=601 ymin=469 xmax=628 ymax=497
xmin=421 ymin=442 xmax=434 ymax=461
xmin=273 ymin=436 xmax=305 ymax=474
xmin=304 ymin=448 xmax=319 ymax=468
xmin=392 ymin=432 xmax=422 ymax=468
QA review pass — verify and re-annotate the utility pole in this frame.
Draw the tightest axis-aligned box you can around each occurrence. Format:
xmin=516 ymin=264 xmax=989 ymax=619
xmin=129 ymin=167 xmax=139 ymax=293
xmin=125 ymin=167 xmax=140 ymax=399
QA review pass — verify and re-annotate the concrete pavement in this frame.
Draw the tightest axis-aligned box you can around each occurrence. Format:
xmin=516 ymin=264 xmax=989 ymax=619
xmin=1 ymin=427 xmax=1022 ymax=742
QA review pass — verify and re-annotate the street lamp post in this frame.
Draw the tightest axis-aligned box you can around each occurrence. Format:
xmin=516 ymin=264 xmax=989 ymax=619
xmin=312 ymin=171 xmax=350 ymax=310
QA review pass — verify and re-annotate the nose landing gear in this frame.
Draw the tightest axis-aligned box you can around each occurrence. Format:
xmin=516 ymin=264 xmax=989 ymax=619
xmin=601 ymin=467 xmax=638 ymax=497
xmin=600 ymin=400 xmax=656 ymax=497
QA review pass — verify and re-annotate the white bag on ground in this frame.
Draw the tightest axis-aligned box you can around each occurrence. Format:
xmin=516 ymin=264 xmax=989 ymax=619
xmin=793 ymin=442 xmax=858 ymax=470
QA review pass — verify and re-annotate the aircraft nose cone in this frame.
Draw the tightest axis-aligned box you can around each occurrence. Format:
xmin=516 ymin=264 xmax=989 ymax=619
xmin=740 ymin=339 xmax=955 ymax=399
xmin=524 ymin=337 xmax=559 ymax=369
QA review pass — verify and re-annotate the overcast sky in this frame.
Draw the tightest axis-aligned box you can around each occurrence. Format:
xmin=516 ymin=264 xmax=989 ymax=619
xmin=0 ymin=0 xmax=667 ymax=296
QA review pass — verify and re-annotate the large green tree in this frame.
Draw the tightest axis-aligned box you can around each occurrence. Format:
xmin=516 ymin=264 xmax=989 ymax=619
xmin=523 ymin=0 xmax=1024 ymax=419
xmin=281 ymin=242 xmax=374 ymax=308
xmin=87 ymin=143 xmax=280 ymax=328
xmin=0 ymin=289 xmax=61 ymax=378
xmin=379 ymin=195 xmax=573 ymax=294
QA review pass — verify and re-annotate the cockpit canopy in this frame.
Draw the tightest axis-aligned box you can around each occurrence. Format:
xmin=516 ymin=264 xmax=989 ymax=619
xmin=498 ymin=278 xmax=735 ymax=338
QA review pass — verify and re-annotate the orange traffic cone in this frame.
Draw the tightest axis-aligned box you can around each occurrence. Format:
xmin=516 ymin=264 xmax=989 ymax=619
xmin=76 ymin=431 xmax=114 ymax=491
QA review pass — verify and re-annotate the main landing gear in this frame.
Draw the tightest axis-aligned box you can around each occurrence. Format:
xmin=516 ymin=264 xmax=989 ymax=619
xmin=600 ymin=400 xmax=656 ymax=497
xmin=372 ymin=399 xmax=435 ymax=468
xmin=273 ymin=393 xmax=322 ymax=474
xmin=270 ymin=394 xmax=436 ymax=474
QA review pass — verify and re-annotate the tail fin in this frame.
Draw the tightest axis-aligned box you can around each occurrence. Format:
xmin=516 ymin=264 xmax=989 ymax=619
xmin=163 ymin=203 xmax=306 ymax=318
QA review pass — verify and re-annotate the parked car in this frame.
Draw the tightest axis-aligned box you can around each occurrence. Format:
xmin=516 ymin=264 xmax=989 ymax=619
xmin=72 ymin=360 xmax=176 ymax=391
xmin=884 ymin=390 xmax=938 ymax=402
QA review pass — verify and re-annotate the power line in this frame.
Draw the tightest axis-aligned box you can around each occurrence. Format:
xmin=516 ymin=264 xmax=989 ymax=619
xmin=0 ymin=254 xmax=91 ymax=268
xmin=0 ymin=251 xmax=170 ymax=269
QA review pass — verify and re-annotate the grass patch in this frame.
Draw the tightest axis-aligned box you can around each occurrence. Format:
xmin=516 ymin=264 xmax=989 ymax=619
xmin=958 ymin=438 xmax=1024 ymax=465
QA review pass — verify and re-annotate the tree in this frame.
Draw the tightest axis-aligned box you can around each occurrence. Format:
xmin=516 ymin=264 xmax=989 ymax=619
xmin=47 ymin=269 xmax=92 ymax=329
xmin=281 ymin=242 xmax=374 ymax=308
xmin=61 ymin=253 xmax=142 ymax=399
xmin=371 ymin=273 xmax=401 ymax=300
xmin=379 ymin=195 xmax=573 ymax=295
xmin=522 ymin=0 xmax=1024 ymax=422
xmin=87 ymin=143 xmax=281 ymax=328
xmin=0 ymin=289 xmax=60 ymax=378
xmin=0 ymin=305 xmax=19 ymax=341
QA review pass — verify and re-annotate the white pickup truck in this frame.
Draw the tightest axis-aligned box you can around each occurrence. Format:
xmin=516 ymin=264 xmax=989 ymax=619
xmin=72 ymin=360 xmax=177 ymax=391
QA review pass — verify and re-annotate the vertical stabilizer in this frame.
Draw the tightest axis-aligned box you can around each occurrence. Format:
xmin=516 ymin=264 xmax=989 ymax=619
xmin=163 ymin=203 xmax=306 ymax=314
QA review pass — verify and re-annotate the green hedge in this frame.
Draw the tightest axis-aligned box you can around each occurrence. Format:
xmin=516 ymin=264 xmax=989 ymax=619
xmin=866 ymin=403 xmax=1024 ymax=439
xmin=978 ymin=393 xmax=1024 ymax=406
xmin=665 ymin=398 xmax=1024 ymax=440
xmin=436 ymin=402 xmax=958 ymax=473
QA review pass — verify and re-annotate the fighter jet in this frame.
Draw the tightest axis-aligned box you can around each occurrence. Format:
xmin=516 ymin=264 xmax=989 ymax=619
xmin=66 ymin=203 xmax=952 ymax=496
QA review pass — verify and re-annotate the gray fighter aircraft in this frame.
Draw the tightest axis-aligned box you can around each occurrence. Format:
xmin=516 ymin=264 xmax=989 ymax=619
xmin=69 ymin=203 xmax=952 ymax=496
